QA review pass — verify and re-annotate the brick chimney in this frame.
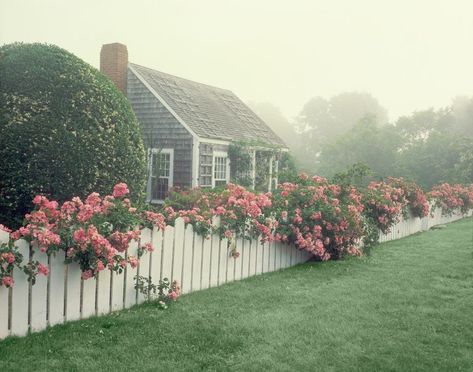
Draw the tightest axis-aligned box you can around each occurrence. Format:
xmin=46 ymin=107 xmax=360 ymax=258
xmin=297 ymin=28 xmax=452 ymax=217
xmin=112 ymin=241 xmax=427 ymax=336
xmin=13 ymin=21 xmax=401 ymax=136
xmin=100 ymin=43 xmax=128 ymax=95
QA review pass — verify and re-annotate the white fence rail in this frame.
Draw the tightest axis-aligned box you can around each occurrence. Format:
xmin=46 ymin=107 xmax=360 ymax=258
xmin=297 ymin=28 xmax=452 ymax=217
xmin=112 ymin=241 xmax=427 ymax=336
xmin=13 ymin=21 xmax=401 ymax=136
xmin=0 ymin=208 xmax=470 ymax=340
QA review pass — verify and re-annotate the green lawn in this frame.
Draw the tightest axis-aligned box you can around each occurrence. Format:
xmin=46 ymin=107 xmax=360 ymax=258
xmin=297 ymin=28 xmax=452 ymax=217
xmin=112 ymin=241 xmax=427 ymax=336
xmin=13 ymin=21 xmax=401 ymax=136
xmin=1 ymin=218 xmax=472 ymax=371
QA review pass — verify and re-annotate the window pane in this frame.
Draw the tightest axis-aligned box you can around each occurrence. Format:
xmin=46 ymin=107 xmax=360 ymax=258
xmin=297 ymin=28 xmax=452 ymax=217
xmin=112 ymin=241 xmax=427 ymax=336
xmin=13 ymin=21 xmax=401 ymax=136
xmin=158 ymin=153 xmax=170 ymax=178
xmin=151 ymin=151 xmax=171 ymax=200
xmin=214 ymin=156 xmax=227 ymax=182
xmin=152 ymin=177 xmax=169 ymax=200
xmin=215 ymin=180 xmax=227 ymax=187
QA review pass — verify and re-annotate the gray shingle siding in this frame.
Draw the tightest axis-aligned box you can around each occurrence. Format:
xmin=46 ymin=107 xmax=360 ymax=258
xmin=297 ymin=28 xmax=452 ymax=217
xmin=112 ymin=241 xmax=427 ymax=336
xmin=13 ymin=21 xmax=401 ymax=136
xmin=127 ymin=69 xmax=193 ymax=188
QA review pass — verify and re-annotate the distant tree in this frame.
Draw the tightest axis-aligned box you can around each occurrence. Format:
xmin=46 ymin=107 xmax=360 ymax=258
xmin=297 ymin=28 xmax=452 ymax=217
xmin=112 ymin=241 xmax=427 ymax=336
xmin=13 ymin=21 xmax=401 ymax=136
xmin=451 ymin=96 xmax=473 ymax=137
xmin=392 ymin=104 xmax=472 ymax=188
xmin=454 ymin=143 xmax=473 ymax=184
xmin=0 ymin=43 xmax=147 ymax=228
xmin=247 ymin=101 xmax=310 ymax=170
xmin=395 ymin=108 xmax=454 ymax=148
xmin=294 ymin=92 xmax=388 ymax=172
xmin=328 ymin=92 xmax=388 ymax=133
xmin=317 ymin=115 xmax=401 ymax=179
xmin=247 ymin=101 xmax=297 ymax=146
xmin=395 ymin=132 xmax=466 ymax=189
xmin=316 ymin=103 xmax=473 ymax=189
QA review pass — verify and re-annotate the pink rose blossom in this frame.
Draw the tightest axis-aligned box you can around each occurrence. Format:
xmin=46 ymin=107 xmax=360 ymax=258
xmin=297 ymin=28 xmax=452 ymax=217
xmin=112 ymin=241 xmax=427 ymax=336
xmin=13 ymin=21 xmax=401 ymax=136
xmin=112 ymin=183 xmax=130 ymax=198
xmin=2 ymin=276 xmax=14 ymax=287
xmin=81 ymin=270 xmax=94 ymax=280
xmin=37 ymin=263 xmax=49 ymax=276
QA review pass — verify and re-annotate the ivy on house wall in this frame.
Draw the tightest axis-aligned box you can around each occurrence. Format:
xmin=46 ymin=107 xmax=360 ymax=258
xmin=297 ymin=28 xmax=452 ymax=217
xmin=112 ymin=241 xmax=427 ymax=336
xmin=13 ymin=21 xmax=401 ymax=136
xmin=228 ymin=141 xmax=297 ymax=191
xmin=228 ymin=142 xmax=253 ymax=187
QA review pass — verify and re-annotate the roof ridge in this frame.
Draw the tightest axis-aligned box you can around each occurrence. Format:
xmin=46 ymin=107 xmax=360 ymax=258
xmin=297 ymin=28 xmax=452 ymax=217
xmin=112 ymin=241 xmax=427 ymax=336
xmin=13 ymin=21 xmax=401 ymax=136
xmin=129 ymin=62 xmax=234 ymax=94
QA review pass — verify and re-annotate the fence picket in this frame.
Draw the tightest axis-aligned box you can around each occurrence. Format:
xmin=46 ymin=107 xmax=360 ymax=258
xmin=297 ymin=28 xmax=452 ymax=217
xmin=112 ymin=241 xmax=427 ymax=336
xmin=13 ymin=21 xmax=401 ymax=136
xmin=48 ymin=251 xmax=65 ymax=326
xmin=137 ymin=228 xmax=152 ymax=304
xmin=240 ymin=237 xmax=249 ymax=279
xmin=30 ymin=247 xmax=48 ymax=331
xmin=0 ymin=231 xmax=9 ymax=338
xmin=111 ymin=270 xmax=125 ymax=312
xmin=234 ymin=237 xmax=243 ymax=281
xmin=192 ymin=235 xmax=203 ymax=292
xmin=81 ymin=277 xmax=96 ymax=318
xmin=172 ymin=218 xmax=185 ymax=290
xmin=10 ymin=240 xmax=30 ymax=336
xmin=218 ymin=238 xmax=228 ymax=285
xmin=0 ymin=286 xmax=8 ymax=339
xmin=124 ymin=240 xmax=139 ymax=308
xmin=65 ymin=263 xmax=81 ymax=321
xmin=149 ymin=228 xmax=163 ymax=290
xmin=201 ymin=236 xmax=211 ymax=290
xmin=210 ymin=233 xmax=220 ymax=287
xmin=181 ymin=224 xmax=194 ymax=294
xmin=97 ymin=270 xmax=111 ymax=315
xmin=249 ymin=239 xmax=257 ymax=276
xmin=225 ymin=238 xmax=233 ymax=283
xmin=161 ymin=225 xmax=174 ymax=284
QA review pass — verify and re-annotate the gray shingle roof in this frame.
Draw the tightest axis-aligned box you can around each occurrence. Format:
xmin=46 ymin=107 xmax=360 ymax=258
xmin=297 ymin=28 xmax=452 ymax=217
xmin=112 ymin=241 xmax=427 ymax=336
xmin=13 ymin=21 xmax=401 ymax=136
xmin=129 ymin=63 xmax=286 ymax=147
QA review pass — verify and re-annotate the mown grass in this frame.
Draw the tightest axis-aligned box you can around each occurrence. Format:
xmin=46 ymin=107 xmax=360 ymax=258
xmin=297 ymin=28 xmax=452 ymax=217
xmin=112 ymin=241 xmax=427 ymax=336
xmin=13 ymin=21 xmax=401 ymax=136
xmin=1 ymin=218 xmax=472 ymax=371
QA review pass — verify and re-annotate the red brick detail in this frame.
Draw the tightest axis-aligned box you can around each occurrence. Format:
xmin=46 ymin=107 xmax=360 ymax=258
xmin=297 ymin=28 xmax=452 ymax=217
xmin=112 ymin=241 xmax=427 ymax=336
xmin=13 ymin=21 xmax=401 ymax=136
xmin=100 ymin=43 xmax=128 ymax=95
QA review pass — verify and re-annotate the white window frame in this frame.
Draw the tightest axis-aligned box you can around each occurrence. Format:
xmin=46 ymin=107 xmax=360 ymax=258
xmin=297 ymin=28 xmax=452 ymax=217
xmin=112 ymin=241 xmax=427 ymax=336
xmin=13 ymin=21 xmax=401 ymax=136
xmin=147 ymin=148 xmax=174 ymax=203
xmin=212 ymin=151 xmax=230 ymax=188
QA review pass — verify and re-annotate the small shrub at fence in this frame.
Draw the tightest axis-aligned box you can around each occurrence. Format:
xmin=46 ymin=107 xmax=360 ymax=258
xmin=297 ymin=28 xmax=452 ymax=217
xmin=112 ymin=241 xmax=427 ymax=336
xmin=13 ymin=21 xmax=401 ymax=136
xmin=135 ymin=276 xmax=181 ymax=309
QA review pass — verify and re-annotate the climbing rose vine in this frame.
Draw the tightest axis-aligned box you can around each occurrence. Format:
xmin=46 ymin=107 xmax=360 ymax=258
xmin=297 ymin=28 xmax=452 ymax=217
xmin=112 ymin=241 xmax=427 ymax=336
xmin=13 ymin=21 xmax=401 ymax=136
xmin=0 ymin=180 xmax=472 ymax=287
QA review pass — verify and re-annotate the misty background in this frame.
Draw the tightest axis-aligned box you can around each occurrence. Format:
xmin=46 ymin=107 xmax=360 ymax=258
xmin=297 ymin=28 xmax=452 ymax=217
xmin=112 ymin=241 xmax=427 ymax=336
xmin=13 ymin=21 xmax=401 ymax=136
xmin=1 ymin=0 xmax=472 ymax=187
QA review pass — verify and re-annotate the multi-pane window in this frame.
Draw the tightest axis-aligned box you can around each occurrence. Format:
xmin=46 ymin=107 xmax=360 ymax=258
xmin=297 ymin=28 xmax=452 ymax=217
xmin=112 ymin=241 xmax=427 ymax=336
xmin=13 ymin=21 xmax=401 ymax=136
xmin=213 ymin=155 xmax=228 ymax=187
xmin=199 ymin=144 xmax=213 ymax=187
xmin=149 ymin=149 xmax=173 ymax=201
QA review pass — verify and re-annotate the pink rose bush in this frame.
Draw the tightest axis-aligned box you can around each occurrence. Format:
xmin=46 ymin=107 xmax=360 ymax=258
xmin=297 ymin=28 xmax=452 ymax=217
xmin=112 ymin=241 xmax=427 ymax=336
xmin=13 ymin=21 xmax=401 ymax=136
xmin=429 ymin=183 xmax=473 ymax=216
xmin=1 ymin=179 xmax=473 ymax=288
xmin=361 ymin=181 xmax=407 ymax=234
xmin=163 ymin=184 xmax=274 ymax=243
xmin=1 ymin=183 xmax=167 ymax=287
xmin=271 ymin=174 xmax=365 ymax=260
xmin=387 ymin=177 xmax=430 ymax=218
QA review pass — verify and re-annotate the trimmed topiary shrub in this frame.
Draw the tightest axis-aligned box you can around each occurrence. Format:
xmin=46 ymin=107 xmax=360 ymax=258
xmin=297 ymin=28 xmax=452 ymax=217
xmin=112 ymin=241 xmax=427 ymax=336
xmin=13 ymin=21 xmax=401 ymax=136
xmin=0 ymin=43 xmax=147 ymax=228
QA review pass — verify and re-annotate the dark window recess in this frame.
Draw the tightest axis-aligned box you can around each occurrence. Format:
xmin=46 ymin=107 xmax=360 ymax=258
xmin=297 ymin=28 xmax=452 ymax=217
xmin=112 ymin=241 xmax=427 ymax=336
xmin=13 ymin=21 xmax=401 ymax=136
xmin=151 ymin=152 xmax=171 ymax=200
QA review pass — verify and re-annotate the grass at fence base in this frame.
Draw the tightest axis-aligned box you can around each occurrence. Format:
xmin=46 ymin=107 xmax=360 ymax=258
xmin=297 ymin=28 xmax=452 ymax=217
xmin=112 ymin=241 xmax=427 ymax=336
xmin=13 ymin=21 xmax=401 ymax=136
xmin=1 ymin=218 xmax=472 ymax=371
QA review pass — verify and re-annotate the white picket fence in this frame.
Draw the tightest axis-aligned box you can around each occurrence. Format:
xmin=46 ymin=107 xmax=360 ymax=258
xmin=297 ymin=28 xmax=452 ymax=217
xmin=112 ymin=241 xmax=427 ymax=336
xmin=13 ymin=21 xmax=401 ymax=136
xmin=378 ymin=207 xmax=471 ymax=243
xmin=0 ymin=207 xmax=471 ymax=340
xmin=0 ymin=217 xmax=311 ymax=340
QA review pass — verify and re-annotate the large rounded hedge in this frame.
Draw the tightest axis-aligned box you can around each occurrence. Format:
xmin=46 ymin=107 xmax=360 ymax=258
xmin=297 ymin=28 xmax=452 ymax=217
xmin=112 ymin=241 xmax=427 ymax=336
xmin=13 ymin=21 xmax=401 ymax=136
xmin=0 ymin=43 xmax=147 ymax=228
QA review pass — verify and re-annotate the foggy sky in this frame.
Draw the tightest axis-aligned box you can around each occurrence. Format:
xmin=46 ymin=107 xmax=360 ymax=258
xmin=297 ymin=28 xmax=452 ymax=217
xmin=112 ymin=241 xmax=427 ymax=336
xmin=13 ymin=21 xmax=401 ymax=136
xmin=1 ymin=0 xmax=473 ymax=122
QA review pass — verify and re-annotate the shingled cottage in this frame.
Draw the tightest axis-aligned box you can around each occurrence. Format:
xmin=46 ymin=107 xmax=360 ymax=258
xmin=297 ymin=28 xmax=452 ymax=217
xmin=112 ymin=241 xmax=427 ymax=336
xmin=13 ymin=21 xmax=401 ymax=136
xmin=100 ymin=43 xmax=286 ymax=203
